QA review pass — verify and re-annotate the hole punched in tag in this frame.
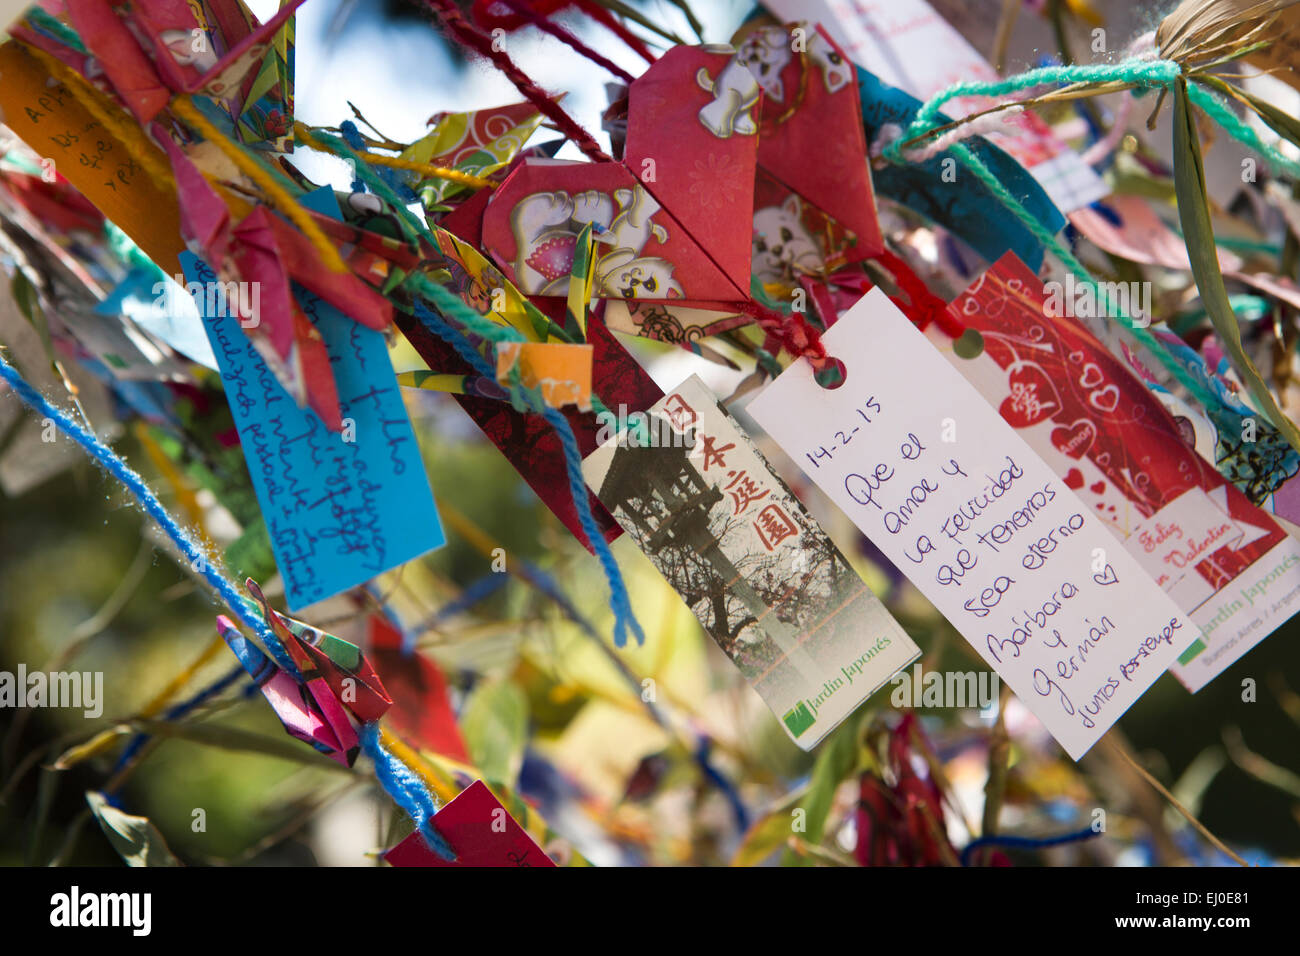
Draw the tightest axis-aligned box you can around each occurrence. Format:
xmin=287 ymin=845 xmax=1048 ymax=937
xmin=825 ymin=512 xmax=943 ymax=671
xmin=814 ymin=355 xmax=847 ymax=389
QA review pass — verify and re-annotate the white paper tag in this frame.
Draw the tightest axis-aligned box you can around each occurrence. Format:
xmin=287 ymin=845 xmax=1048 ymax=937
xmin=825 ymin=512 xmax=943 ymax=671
xmin=583 ymin=375 xmax=919 ymax=748
xmin=748 ymin=289 xmax=1198 ymax=759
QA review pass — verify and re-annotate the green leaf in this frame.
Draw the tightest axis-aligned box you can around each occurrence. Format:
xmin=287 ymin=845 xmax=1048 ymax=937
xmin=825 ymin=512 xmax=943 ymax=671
xmin=1172 ymin=78 xmax=1300 ymax=454
xmin=85 ymin=791 xmax=181 ymax=867
xmin=781 ymin=711 xmax=867 ymax=867
xmin=8 ymin=272 xmax=57 ymax=373
xmin=460 ymin=680 xmax=528 ymax=787
xmin=731 ymin=786 xmax=807 ymax=867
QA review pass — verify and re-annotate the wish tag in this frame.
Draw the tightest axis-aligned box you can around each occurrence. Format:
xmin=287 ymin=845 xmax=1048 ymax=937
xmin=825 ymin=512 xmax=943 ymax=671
xmin=583 ymin=375 xmax=919 ymax=749
xmin=748 ymin=289 xmax=1197 ymax=760
xmin=940 ymin=253 xmax=1300 ymax=692
xmin=183 ymin=252 xmax=445 ymax=611
xmin=383 ymin=781 xmax=555 ymax=868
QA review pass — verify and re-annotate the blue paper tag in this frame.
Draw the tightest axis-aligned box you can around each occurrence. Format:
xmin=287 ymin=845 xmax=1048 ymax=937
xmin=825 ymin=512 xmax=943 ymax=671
xmin=181 ymin=247 xmax=445 ymax=611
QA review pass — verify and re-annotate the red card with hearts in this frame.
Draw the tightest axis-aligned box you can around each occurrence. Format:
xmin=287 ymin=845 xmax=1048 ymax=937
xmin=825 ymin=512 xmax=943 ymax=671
xmin=943 ymin=253 xmax=1300 ymax=691
xmin=382 ymin=780 xmax=555 ymax=867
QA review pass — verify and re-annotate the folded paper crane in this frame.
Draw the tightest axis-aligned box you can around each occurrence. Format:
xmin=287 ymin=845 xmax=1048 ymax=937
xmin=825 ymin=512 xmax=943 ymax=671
xmin=215 ymin=580 xmax=392 ymax=766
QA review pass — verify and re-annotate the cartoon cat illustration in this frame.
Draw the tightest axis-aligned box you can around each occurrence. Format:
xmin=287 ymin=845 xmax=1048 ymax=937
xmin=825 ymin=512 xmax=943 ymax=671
xmin=696 ymin=45 xmax=762 ymax=138
xmin=509 ymin=185 xmax=681 ymax=299
xmin=752 ymin=195 xmax=823 ymax=284
xmin=806 ymin=30 xmax=852 ymax=94
xmin=600 ymin=250 xmax=682 ymax=299
xmin=735 ymin=28 xmax=793 ymax=101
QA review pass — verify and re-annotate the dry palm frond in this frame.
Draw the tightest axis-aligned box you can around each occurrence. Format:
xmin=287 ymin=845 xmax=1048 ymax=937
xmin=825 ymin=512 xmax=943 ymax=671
xmin=1156 ymin=0 xmax=1298 ymax=70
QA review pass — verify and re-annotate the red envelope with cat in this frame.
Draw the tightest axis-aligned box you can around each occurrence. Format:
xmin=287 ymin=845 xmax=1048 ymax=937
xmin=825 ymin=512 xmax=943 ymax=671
xmin=942 ymin=253 xmax=1300 ymax=692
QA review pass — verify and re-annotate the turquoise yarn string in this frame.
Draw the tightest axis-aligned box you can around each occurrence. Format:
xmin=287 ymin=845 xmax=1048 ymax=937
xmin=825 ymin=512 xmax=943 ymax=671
xmin=882 ymin=56 xmax=1293 ymax=422
xmin=894 ymin=59 xmax=1181 ymax=151
xmin=1184 ymin=81 xmax=1300 ymax=179
xmin=889 ymin=58 xmax=1300 ymax=179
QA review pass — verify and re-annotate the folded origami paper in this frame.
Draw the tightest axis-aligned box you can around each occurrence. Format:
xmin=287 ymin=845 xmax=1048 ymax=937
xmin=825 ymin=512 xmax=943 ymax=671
xmin=216 ymin=614 xmax=361 ymax=767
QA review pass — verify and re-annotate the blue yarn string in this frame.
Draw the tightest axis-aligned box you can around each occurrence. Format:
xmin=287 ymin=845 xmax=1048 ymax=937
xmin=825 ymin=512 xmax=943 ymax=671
xmin=0 ymin=353 xmax=301 ymax=679
xmin=541 ymin=404 xmax=643 ymax=648
xmin=694 ymin=737 xmax=749 ymax=833
xmin=358 ymin=722 xmax=457 ymax=861
xmin=411 ymin=300 xmax=644 ymax=647
xmin=339 ymin=120 xmax=419 ymax=203
xmin=0 ymin=353 xmax=457 ymax=852
xmin=960 ymin=824 xmax=1100 ymax=866
xmin=105 ymin=666 xmax=255 ymax=795
xmin=412 ymin=299 xmax=496 ymax=378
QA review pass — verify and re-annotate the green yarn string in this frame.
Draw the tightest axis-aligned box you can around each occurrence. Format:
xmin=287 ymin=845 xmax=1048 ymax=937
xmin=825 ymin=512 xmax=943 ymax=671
xmin=945 ymin=139 xmax=1223 ymax=412
xmin=882 ymin=55 xmax=1299 ymax=424
xmin=1184 ymin=81 xmax=1300 ymax=179
xmin=887 ymin=59 xmax=1181 ymax=165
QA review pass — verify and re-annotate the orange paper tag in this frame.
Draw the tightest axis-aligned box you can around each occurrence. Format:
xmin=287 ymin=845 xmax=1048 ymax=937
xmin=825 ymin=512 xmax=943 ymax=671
xmin=0 ymin=41 xmax=185 ymax=274
xmin=495 ymin=341 xmax=594 ymax=411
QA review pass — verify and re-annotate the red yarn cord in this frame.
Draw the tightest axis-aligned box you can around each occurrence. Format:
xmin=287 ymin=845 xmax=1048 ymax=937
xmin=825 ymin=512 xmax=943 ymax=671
xmin=426 ymin=0 xmax=614 ymax=164
xmin=572 ymin=0 xmax=657 ymax=64
xmin=500 ymin=0 xmax=636 ymax=82
xmin=871 ymin=251 xmax=967 ymax=339
xmin=737 ymin=300 xmax=832 ymax=372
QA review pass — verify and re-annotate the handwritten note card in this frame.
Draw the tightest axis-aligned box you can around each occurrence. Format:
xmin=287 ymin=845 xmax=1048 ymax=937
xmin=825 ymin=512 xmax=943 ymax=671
xmin=748 ymin=290 xmax=1198 ymax=759
xmin=0 ymin=41 xmax=187 ymax=275
xmin=383 ymin=781 xmax=555 ymax=868
xmin=182 ymin=252 xmax=444 ymax=611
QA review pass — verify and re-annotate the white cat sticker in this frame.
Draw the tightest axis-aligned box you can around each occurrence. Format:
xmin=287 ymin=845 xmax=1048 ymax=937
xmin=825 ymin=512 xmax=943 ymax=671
xmin=751 ymin=195 xmax=823 ymax=284
xmin=806 ymin=29 xmax=852 ymax=94
xmin=696 ymin=44 xmax=762 ymax=138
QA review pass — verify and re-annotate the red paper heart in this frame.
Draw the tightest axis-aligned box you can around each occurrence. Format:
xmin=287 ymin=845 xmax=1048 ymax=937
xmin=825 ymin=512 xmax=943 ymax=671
xmin=998 ymin=364 xmax=1060 ymax=428
xmin=1064 ymin=468 xmax=1084 ymax=490
xmin=1090 ymin=481 xmax=1107 ymax=495
xmin=1051 ymin=420 xmax=1095 ymax=459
